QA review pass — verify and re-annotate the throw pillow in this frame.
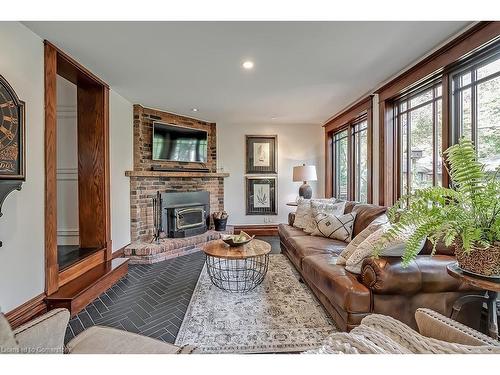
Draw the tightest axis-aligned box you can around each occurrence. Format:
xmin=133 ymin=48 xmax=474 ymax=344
xmin=344 ymin=224 xmax=425 ymax=274
xmin=0 ymin=313 xmax=19 ymax=354
xmin=304 ymin=200 xmax=346 ymax=233
xmin=293 ymin=198 xmax=311 ymax=229
xmin=311 ymin=212 xmax=357 ymax=242
xmin=337 ymin=214 xmax=389 ymax=265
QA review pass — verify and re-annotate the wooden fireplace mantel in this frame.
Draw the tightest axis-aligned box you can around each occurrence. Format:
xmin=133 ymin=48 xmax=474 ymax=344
xmin=125 ymin=170 xmax=230 ymax=178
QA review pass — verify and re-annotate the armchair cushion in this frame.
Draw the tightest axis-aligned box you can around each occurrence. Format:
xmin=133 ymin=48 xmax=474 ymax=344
xmin=415 ymin=308 xmax=500 ymax=347
xmin=0 ymin=313 xmax=19 ymax=354
xmin=13 ymin=308 xmax=69 ymax=354
xmin=360 ymin=313 xmax=500 ymax=354
xmin=67 ymin=325 xmax=189 ymax=354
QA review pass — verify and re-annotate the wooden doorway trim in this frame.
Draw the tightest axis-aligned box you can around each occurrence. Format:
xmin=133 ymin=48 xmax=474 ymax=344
xmin=44 ymin=41 xmax=111 ymax=295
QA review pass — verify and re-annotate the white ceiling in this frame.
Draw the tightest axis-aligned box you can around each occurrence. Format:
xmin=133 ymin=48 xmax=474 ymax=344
xmin=24 ymin=21 xmax=470 ymax=125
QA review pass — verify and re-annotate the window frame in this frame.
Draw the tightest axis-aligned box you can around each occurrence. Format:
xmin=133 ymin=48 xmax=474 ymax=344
xmin=449 ymin=44 xmax=500 ymax=148
xmin=393 ymin=79 xmax=443 ymax=198
xmin=328 ymin=111 xmax=370 ymax=202
xmin=376 ymin=22 xmax=500 ymax=206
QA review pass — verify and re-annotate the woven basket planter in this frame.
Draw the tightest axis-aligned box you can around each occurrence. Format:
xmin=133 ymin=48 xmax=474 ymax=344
xmin=455 ymin=242 xmax=500 ymax=277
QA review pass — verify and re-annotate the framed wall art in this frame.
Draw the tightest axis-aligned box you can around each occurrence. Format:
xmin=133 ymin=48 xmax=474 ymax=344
xmin=245 ymin=176 xmax=277 ymax=215
xmin=245 ymin=135 xmax=277 ymax=174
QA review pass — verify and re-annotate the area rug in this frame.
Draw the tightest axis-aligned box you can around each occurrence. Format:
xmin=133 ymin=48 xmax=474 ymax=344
xmin=174 ymin=254 xmax=337 ymax=353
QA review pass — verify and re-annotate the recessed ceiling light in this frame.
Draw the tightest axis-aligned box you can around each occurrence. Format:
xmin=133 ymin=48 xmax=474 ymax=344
xmin=192 ymin=108 xmax=198 ymax=112
xmin=271 ymin=117 xmax=277 ymax=120
xmin=242 ymin=60 xmax=254 ymax=70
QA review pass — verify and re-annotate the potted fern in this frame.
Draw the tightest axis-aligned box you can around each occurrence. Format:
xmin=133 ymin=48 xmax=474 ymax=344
xmin=375 ymin=138 xmax=500 ymax=277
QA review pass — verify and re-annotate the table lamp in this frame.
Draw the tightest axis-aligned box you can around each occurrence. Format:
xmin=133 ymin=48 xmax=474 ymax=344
xmin=293 ymin=164 xmax=317 ymax=199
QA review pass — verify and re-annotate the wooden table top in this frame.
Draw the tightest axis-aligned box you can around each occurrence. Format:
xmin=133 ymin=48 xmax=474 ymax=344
xmin=202 ymin=238 xmax=271 ymax=259
xmin=447 ymin=263 xmax=500 ymax=292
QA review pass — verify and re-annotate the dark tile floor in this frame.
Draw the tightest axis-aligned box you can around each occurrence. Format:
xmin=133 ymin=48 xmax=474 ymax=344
xmin=64 ymin=236 xmax=281 ymax=344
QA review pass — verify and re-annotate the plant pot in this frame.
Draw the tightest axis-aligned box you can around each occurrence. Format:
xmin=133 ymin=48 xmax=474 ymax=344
xmin=213 ymin=218 xmax=228 ymax=231
xmin=455 ymin=242 xmax=500 ymax=277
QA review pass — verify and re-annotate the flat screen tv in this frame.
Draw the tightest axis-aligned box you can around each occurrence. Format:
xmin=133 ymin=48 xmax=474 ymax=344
xmin=152 ymin=122 xmax=208 ymax=163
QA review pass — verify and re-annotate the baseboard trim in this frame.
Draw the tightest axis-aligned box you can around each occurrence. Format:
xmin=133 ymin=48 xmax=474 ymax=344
xmin=112 ymin=243 xmax=130 ymax=259
xmin=5 ymin=293 xmax=47 ymax=329
xmin=234 ymin=225 xmax=278 ymax=236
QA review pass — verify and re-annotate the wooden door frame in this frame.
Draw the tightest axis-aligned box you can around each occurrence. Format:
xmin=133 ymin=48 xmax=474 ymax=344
xmin=44 ymin=41 xmax=111 ymax=295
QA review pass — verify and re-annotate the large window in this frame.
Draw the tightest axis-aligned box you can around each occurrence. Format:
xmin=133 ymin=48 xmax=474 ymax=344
xmin=395 ymin=82 xmax=443 ymax=196
xmin=452 ymin=49 xmax=500 ymax=174
xmin=333 ymin=129 xmax=348 ymax=200
xmin=331 ymin=116 xmax=369 ymax=202
xmin=353 ymin=119 xmax=368 ymax=202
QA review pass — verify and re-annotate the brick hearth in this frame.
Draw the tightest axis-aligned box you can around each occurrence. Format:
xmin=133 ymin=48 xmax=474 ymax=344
xmin=124 ymin=227 xmax=233 ymax=264
xmin=127 ymin=105 xmax=228 ymax=246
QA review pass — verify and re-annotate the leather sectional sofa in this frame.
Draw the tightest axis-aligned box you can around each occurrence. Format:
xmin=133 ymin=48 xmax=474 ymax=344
xmin=279 ymin=201 xmax=479 ymax=331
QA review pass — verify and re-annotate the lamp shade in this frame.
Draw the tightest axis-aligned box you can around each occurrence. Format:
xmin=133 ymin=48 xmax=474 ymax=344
xmin=293 ymin=165 xmax=317 ymax=182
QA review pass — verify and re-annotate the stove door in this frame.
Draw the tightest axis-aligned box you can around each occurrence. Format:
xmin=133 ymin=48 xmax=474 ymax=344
xmin=175 ymin=207 xmax=206 ymax=230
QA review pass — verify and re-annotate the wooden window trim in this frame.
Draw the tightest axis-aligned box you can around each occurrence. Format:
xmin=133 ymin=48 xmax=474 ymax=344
xmin=393 ymin=81 xmax=443 ymax=198
xmin=377 ymin=21 xmax=500 ymax=206
xmin=324 ymin=96 xmax=373 ymax=202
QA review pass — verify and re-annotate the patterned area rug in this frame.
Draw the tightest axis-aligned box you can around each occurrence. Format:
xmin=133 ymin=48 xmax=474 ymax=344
xmin=175 ymin=254 xmax=337 ymax=353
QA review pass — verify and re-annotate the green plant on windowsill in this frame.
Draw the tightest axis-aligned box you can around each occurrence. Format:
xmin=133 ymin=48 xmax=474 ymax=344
xmin=374 ymin=138 xmax=500 ymax=277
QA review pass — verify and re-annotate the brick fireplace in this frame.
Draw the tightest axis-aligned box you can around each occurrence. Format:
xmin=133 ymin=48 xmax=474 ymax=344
xmin=127 ymin=105 xmax=228 ymax=244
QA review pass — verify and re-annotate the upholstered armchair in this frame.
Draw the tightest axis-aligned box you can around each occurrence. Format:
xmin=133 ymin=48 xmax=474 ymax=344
xmin=306 ymin=308 xmax=500 ymax=354
xmin=1 ymin=308 xmax=196 ymax=354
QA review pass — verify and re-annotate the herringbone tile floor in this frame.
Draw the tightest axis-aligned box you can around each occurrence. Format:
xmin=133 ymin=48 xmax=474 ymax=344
xmin=64 ymin=236 xmax=281 ymax=345
xmin=64 ymin=250 xmax=206 ymax=344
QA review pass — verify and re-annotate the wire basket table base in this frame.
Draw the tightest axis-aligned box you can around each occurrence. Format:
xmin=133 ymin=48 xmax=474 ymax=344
xmin=205 ymin=254 xmax=269 ymax=293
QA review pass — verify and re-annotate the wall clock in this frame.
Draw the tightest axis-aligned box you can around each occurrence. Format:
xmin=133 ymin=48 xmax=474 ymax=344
xmin=0 ymin=74 xmax=25 ymax=246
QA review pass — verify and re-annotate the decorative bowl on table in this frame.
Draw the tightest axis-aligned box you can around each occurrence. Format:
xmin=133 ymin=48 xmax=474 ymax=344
xmin=221 ymin=231 xmax=255 ymax=247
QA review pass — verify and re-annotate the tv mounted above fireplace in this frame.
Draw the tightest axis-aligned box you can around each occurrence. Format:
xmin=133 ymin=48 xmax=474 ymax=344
xmin=152 ymin=122 xmax=208 ymax=163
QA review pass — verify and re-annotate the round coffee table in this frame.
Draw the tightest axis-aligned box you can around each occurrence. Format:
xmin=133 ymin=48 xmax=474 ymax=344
xmin=202 ymin=238 xmax=271 ymax=293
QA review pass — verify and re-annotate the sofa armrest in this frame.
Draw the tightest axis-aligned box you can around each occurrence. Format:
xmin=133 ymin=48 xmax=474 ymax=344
xmin=13 ymin=308 xmax=70 ymax=354
xmin=360 ymin=255 xmax=475 ymax=295
xmin=288 ymin=212 xmax=295 ymax=226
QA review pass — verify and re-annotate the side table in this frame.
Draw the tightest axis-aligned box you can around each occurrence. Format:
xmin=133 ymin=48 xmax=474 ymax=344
xmin=447 ymin=262 xmax=499 ymax=340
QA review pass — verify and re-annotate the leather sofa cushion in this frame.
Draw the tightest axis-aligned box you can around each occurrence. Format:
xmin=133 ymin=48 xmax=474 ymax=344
xmin=302 ymin=254 xmax=371 ymax=313
xmin=351 ymin=204 xmax=387 ymax=238
xmin=278 ymin=223 xmax=309 ymax=239
xmin=288 ymin=235 xmax=347 ymax=258
xmin=421 ymin=239 xmax=456 ymax=256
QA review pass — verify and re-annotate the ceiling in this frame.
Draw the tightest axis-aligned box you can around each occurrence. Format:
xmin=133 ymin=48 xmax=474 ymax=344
xmin=24 ymin=21 xmax=470 ymax=125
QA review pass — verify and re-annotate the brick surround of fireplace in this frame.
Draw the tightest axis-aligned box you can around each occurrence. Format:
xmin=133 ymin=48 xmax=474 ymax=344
xmin=128 ymin=105 xmax=228 ymax=244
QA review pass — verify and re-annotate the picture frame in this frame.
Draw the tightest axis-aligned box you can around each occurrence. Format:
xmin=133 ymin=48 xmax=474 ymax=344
xmin=245 ymin=135 xmax=277 ymax=174
xmin=245 ymin=176 xmax=277 ymax=215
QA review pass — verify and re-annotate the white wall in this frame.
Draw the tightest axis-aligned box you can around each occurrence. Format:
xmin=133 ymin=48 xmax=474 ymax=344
xmin=109 ymin=90 xmax=133 ymax=252
xmin=0 ymin=22 xmax=133 ymax=311
xmin=56 ymin=76 xmax=79 ymax=246
xmin=218 ymin=122 xmax=324 ymax=225
xmin=0 ymin=22 xmax=45 ymax=312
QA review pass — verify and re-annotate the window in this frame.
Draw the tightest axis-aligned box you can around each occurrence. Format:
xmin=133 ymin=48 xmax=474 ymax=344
xmin=332 ymin=129 xmax=348 ymax=200
xmin=452 ymin=49 xmax=500 ymax=175
xmin=394 ymin=82 xmax=443 ymax=197
xmin=353 ymin=119 xmax=368 ymax=203
xmin=331 ymin=115 xmax=369 ymax=202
